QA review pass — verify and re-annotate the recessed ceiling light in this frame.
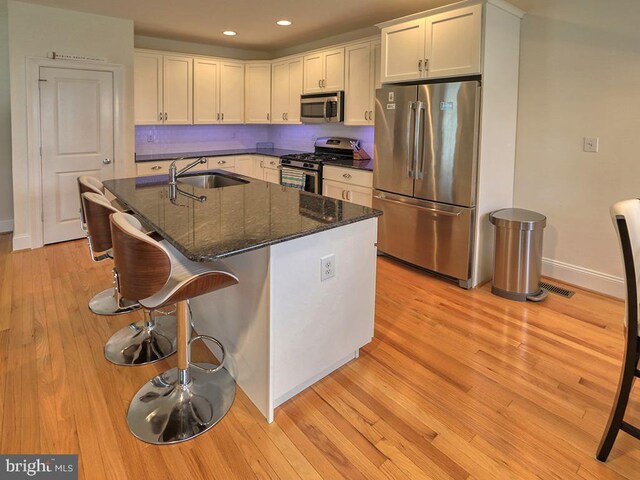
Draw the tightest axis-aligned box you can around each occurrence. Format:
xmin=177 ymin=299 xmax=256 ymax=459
xmin=223 ymin=30 xmax=237 ymax=36
xmin=276 ymin=20 xmax=292 ymax=26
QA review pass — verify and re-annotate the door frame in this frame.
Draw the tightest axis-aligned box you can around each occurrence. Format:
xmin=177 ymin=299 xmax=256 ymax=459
xmin=25 ymin=57 xmax=125 ymax=249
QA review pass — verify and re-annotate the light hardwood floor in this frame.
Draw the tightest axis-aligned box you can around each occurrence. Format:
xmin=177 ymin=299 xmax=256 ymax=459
xmin=0 ymin=232 xmax=638 ymax=479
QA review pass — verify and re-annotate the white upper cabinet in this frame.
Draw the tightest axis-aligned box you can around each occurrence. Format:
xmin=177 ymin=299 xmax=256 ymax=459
xmin=381 ymin=19 xmax=425 ymax=83
xmin=163 ymin=55 xmax=193 ymax=124
xmin=193 ymin=58 xmax=219 ymax=124
xmin=134 ymin=52 xmax=192 ymax=125
xmin=134 ymin=52 xmax=163 ymax=124
xmin=193 ymin=58 xmax=244 ymax=124
xmin=344 ymin=41 xmax=380 ymax=126
xmin=381 ymin=3 xmax=481 ymax=83
xmin=426 ymin=5 xmax=482 ymax=79
xmin=219 ymin=61 xmax=245 ymax=124
xmin=245 ymin=63 xmax=271 ymax=124
xmin=303 ymin=47 xmax=344 ymax=94
xmin=272 ymin=57 xmax=302 ymax=124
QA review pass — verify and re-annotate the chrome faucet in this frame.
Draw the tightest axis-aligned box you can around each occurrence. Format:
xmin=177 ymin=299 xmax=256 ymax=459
xmin=168 ymin=157 xmax=207 ymax=185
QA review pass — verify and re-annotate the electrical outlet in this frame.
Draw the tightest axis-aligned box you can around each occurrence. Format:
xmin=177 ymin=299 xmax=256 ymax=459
xmin=320 ymin=254 xmax=335 ymax=281
xmin=583 ymin=136 xmax=599 ymax=153
xmin=146 ymin=135 xmax=155 ymax=143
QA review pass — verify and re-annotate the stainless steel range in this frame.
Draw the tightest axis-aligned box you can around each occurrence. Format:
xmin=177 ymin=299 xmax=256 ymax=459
xmin=279 ymin=137 xmax=362 ymax=194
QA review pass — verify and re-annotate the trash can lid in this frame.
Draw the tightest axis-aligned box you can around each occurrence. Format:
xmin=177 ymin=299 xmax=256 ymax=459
xmin=489 ymin=208 xmax=546 ymax=230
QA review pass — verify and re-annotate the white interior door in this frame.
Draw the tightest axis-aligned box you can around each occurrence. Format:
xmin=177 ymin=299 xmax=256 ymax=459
xmin=40 ymin=67 xmax=114 ymax=244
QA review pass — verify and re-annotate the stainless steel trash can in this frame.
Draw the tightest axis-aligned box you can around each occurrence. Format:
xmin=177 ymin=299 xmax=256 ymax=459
xmin=489 ymin=208 xmax=548 ymax=302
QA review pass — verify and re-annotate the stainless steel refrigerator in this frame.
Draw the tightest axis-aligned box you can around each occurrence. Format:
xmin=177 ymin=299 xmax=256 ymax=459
xmin=373 ymin=80 xmax=480 ymax=288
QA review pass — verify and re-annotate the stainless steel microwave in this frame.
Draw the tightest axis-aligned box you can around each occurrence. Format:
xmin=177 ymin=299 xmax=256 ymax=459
xmin=300 ymin=91 xmax=344 ymax=124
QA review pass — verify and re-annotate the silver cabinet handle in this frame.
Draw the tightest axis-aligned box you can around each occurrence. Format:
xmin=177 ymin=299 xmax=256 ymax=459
xmin=322 ymin=79 xmax=326 ymax=88
xmin=164 ymin=113 xmax=167 ymax=121
xmin=346 ymin=191 xmax=352 ymax=201
xmin=151 ymin=165 xmax=162 ymax=170
xmin=424 ymin=59 xmax=429 ymax=72
xmin=217 ymin=160 xmax=226 ymax=165
xmin=267 ymin=113 xmax=270 ymax=121
xmin=282 ymin=113 xmax=285 ymax=120
xmin=318 ymin=79 xmax=321 ymax=88
xmin=270 ymin=160 xmax=276 ymax=166
xmin=342 ymin=173 xmax=352 ymax=179
xmin=260 ymin=160 xmax=264 ymax=168
xmin=364 ymin=111 xmax=368 ymax=121
xmin=369 ymin=110 xmax=373 ymax=121
xmin=341 ymin=190 xmax=346 ymax=200
xmin=158 ymin=112 xmax=163 ymax=121
xmin=221 ymin=112 xmax=224 ymax=121
xmin=285 ymin=113 xmax=288 ymax=120
xmin=102 ymin=158 xmax=111 ymax=165
xmin=418 ymin=59 xmax=422 ymax=72
xmin=217 ymin=113 xmax=220 ymax=121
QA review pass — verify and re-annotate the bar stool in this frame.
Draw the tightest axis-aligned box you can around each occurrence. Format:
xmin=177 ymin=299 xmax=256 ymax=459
xmin=82 ymin=193 xmax=177 ymax=366
xmin=597 ymin=199 xmax=640 ymax=461
xmin=110 ymin=211 xmax=239 ymax=444
xmin=78 ymin=176 xmax=138 ymax=315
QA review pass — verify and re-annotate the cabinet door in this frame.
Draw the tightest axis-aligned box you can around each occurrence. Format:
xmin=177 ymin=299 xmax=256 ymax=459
xmin=220 ymin=61 xmax=245 ymax=124
xmin=346 ymin=184 xmax=373 ymax=207
xmin=344 ymin=43 xmax=372 ymax=126
xmin=134 ymin=52 xmax=163 ymax=125
xmin=245 ymin=63 xmax=271 ymax=124
xmin=287 ymin=58 xmax=303 ymax=123
xmin=194 ymin=59 xmax=219 ymax=124
xmin=163 ymin=55 xmax=193 ymax=124
xmin=323 ymin=48 xmax=345 ymax=91
xmin=303 ymin=52 xmax=323 ymax=94
xmin=271 ymin=61 xmax=289 ymax=124
xmin=425 ymin=4 xmax=482 ymax=79
xmin=235 ymin=156 xmax=254 ymax=177
xmin=264 ymin=167 xmax=280 ymax=184
xmin=381 ymin=19 xmax=425 ymax=83
xmin=370 ymin=41 xmax=381 ymax=124
xmin=322 ymin=179 xmax=346 ymax=201
xmin=252 ymin=157 xmax=265 ymax=179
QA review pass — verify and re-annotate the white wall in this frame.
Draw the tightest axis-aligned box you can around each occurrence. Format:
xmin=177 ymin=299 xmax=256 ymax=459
xmin=8 ymin=1 xmax=134 ymax=250
xmin=513 ymin=0 xmax=640 ymax=297
xmin=135 ymin=35 xmax=270 ymax=60
xmin=0 ymin=0 xmax=12 ymax=232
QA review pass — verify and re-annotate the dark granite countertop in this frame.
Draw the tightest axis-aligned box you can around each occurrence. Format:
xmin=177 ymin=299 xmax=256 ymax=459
xmin=136 ymin=148 xmax=375 ymax=172
xmin=322 ymin=158 xmax=374 ymax=172
xmin=135 ymin=148 xmax=306 ymax=162
xmin=104 ymin=171 xmax=381 ymax=262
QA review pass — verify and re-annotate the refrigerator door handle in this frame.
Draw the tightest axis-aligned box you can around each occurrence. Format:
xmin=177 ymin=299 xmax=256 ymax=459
xmin=406 ymin=101 xmax=416 ymax=178
xmin=414 ymin=101 xmax=425 ymax=180
xmin=373 ymin=194 xmax=463 ymax=217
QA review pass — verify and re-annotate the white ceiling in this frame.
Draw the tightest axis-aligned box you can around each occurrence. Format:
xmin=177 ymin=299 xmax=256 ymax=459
xmin=18 ymin=0 xmax=527 ymax=52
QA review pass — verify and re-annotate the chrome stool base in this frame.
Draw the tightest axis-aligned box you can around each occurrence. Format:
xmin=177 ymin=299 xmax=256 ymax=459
xmin=89 ymin=288 xmax=140 ymax=316
xmin=104 ymin=315 xmax=177 ymax=366
xmin=127 ymin=365 xmax=235 ymax=445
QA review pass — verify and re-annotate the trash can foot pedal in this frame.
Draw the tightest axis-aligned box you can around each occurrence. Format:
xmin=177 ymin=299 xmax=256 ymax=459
xmin=526 ymin=288 xmax=549 ymax=302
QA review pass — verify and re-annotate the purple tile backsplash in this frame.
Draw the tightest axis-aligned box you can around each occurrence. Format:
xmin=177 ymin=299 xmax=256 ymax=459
xmin=135 ymin=124 xmax=374 ymax=158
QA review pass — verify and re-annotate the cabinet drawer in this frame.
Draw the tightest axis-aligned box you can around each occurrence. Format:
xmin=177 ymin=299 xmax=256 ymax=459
xmin=323 ymin=166 xmax=372 ymax=188
xmin=136 ymin=158 xmax=210 ymax=177
xmin=209 ymin=156 xmax=235 ymax=170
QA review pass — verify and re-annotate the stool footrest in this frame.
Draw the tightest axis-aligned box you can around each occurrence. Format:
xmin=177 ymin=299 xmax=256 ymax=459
xmin=189 ymin=334 xmax=226 ymax=374
xmin=621 ymin=421 xmax=640 ymax=439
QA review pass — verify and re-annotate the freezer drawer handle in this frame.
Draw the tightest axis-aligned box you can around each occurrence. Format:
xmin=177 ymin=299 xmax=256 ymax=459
xmin=374 ymin=195 xmax=462 ymax=217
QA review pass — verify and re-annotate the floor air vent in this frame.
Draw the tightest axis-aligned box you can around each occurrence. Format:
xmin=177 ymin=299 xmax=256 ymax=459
xmin=539 ymin=281 xmax=575 ymax=298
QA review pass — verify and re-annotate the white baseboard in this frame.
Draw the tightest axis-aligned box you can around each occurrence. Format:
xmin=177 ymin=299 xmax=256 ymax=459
xmin=0 ymin=219 xmax=13 ymax=233
xmin=542 ymin=257 xmax=624 ymax=299
xmin=12 ymin=234 xmax=31 ymax=251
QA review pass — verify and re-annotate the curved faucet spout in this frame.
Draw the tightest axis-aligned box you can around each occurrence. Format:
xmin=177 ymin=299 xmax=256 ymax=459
xmin=169 ymin=157 xmax=207 ymax=185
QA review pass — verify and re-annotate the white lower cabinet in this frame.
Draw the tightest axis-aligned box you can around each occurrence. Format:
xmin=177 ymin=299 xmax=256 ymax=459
xmin=322 ymin=166 xmax=373 ymax=207
xmin=251 ymin=155 xmax=281 ymax=184
xmin=235 ymin=156 xmax=254 ymax=177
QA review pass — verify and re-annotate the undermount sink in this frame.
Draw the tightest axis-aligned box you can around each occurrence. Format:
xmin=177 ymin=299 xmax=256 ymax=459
xmin=178 ymin=173 xmax=249 ymax=189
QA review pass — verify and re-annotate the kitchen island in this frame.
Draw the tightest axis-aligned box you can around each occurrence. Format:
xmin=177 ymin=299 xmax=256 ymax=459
xmin=104 ymin=172 xmax=381 ymax=422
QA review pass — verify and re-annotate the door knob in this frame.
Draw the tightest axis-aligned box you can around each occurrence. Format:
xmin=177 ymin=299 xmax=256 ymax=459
xmin=103 ymin=158 xmax=111 ymax=165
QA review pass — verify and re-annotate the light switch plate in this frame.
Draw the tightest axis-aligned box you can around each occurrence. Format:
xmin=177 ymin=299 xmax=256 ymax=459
xmin=583 ymin=137 xmax=599 ymax=153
